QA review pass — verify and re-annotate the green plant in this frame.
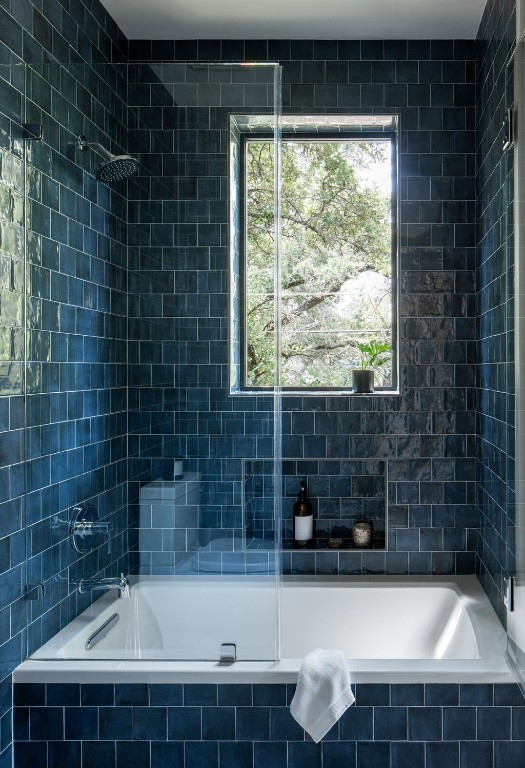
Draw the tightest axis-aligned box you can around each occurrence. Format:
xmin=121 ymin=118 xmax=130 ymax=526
xmin=355 ymin=339 xmax=392 ymax=370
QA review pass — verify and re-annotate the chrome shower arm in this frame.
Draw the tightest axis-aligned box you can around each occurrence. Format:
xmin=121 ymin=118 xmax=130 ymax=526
xmin=77 ymin=134 xmax=113 ymax=160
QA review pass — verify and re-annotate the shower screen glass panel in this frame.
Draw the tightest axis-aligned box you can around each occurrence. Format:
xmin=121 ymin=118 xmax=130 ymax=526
xmin=507 ymin=34 xmax=525 ymax=687
xmin=0 ymin=62 xmax=27 ymax=680
xmin=23 ymin=62 xmax=282 ymax=662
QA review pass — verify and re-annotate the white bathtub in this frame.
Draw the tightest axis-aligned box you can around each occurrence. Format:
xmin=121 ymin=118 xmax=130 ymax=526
xmin=14 ymin=575 xmax=511 ymax=684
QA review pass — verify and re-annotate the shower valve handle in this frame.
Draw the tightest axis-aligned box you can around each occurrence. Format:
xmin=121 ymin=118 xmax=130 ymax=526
xmin=69 ymin=505 xmax=112 ymax=553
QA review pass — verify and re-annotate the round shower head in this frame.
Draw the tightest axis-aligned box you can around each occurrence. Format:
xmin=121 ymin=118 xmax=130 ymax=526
xmin=96 ymin=155 xmax=139 ymax=182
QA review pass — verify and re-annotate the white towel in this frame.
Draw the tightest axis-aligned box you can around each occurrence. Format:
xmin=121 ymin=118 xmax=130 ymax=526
xmin=290 ymin=648 xmax=355 ymax=743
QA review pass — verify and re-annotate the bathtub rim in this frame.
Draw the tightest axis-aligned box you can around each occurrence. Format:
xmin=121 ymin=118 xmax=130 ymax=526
xmin=14 ymin=574 xmax=513 ymax=684
xmin=12 ymin=657 xmax=513 ymax=685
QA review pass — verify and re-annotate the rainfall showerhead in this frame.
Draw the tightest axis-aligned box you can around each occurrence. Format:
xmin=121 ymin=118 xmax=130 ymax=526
xmin=77 ymin=134 xmax=139 ymax=183
xmin=96 ymin=155 xmax=139 ymax=182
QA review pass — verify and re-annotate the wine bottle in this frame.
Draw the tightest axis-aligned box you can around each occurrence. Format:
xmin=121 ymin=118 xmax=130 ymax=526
xmin=293 ymin=478 xmax=314 ymax=547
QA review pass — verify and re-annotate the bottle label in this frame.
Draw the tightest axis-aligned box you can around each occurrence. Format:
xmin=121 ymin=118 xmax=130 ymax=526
xmin=295 ymin=514 xmax=313 ymax=542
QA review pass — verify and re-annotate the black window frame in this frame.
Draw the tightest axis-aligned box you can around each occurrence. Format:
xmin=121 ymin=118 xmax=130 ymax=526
xmin=239 ymin=129 xmax=399 ymax=393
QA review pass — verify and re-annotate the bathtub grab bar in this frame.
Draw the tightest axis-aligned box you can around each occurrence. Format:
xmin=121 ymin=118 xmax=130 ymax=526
xmin=85 ymin=612 xmax=120 ymax=650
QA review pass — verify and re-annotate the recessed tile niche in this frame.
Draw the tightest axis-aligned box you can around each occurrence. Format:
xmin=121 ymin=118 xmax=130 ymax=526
xmin=244 ymin=458 xmax=386 ymax=550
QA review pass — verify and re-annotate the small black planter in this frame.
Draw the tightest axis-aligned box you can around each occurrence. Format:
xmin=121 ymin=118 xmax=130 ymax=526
xmin=352 ymin=369 xmax=374 ymax=393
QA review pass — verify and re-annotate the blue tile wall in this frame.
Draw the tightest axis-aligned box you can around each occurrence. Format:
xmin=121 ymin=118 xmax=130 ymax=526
xmin=13 ymin=681 xmax=525 ymax=768
xmin=0 ymin=0 xmax=128 ymax=766
xmin=475 ymin=0 xmax=516 ymax=624
xmin=126 ymin=40 xmax=479 ymax=580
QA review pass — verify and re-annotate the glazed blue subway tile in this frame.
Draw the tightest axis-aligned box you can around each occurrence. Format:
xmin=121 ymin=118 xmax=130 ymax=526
xmin=356 ymin=741 xmax=390 ymax=768
xmin=252 ymin=685 xmax=286 ymax=707
xmin=425 ymin=685 xmax=459 ymax=706
xmin=288 ymin=741 xmax=322 ymax=768
xmin=374 ymin=707 xmax=408 ymax=741
xmin=219 ymin=740 xmax=253 ymax=768
xmin=168 ymin=707 xmax=201 ymax=741
xmin=47 ymin=740 xmax=82 ymax=768
xmin=477 ymin=707 xmax=511 ymax=741
xmin=408 ymin=707 xmax=442 ymax=741
xmin=29 ymin=707 xmax=63 ymax=741
xmin=46 ymin=683 xmax=79 ymax=707
xmin=460 ymin=684 xmax=493 ymax=706
xmin=339 ymin=707 xmax=373 ymax=741
xmin=512 ymin=708 xmax=525 ymax=740
xmin=443 ymin=707 xmax=476 ymax=740
xmin=426 ymin=742 xmax=459 ymax=768
xmin=202 ymin=707 xmax=235 ymax=741
xmin=151 ymin=741 xmax=184 ymax=768
xmin=185 ymin=741 xmax=219 ymax=768
xmin=183 ymin=685 xmax=217 ymax=707
xmin=495 ymin=685 xmax=525 ymax=707
xmin=134 ymin=706 xmax=167 ymax=740
xmin=460 ymin=741 xmax=493 ymax=768
xmin=64 ymin=707 xmax=98 ymax=740
xmin=493 ymin=741 xmax=525 ymax=767
xmin=391 ymin=741 xmax=425 ymax=768
xmin=99 ymin=708 xmax=133 ymax=741
xmin=218 ymin=685 xmax=252 ymax=707
xmin=13 ymin=684 xmax=45 ymax=707
xmin=270 ymin=708 xmax=304 ymax=742
xmin=116 ymin=740 xmax=151 ymax=768
xmin=81 ymin=741 xmax=116 ymax=768
xmin=236 ymin=706 xmax=270 ymax=741
xmin=391 ymin=685 xmax=424 ymax=707
xmin=254 ymin=741 xmax=287 ymax=768
xmin=322 ymin=742 xmax=356 ymax=768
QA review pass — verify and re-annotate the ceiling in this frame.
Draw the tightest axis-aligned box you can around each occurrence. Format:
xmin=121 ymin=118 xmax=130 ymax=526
xmin=101 ymin=0 xmax=487 ymax=41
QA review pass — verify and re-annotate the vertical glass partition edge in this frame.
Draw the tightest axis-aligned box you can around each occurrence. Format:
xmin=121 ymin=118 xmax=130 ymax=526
xmin=0 ymin=62 xmax=27 ymax=678
xmin=273 ymin=63 xmax=283 ymax=662
xmin=509 ymin=25 xmax=525 ymax=688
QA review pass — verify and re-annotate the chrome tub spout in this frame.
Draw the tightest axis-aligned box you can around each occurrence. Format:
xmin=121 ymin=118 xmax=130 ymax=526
xmin=78 ymin=574 xmax=130 ymax=599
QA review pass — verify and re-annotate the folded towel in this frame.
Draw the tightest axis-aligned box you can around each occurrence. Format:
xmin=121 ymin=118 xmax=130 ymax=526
xmin=290 ymin=648 xmax=355 ymax=743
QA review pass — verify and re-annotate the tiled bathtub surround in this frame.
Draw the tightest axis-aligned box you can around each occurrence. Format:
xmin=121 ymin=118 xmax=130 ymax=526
xmin=13 ymin=681 xmax=525 ymax=768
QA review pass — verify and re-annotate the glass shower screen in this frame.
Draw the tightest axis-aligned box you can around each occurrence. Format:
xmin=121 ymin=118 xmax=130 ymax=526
xmin=23 ymin=61 xmax=282 ymax=663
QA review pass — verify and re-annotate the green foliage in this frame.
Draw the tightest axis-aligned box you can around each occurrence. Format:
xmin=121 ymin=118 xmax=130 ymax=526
xmin=245 ymin=137 xmax=393 ymax=388
xmin=355 ymin=339 xmax=392 ymax=371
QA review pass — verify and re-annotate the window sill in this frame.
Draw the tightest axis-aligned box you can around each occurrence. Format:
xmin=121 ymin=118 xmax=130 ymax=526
xmin=230 ymin=388 xmax=400 ymax=397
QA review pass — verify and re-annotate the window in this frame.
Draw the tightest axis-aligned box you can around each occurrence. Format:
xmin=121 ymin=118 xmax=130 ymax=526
xmin=230 ymin=116 xmax=398 ymax=393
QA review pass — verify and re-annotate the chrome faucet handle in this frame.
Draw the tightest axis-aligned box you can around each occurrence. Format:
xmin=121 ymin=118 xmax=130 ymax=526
xmin=73 ymin=520 xmax=111 ymax=537
xmin=69 ymin=505 xmax=112 ymax=553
